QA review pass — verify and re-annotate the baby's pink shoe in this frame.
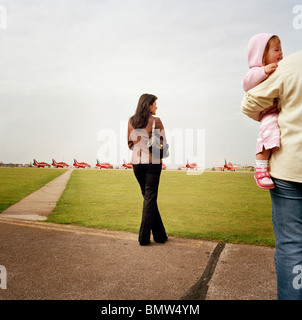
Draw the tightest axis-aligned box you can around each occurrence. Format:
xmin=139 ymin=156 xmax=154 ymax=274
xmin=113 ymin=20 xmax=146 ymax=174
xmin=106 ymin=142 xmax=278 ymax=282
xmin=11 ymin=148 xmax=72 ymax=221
xmin=254 ymin=168 xmax=275 ymax=189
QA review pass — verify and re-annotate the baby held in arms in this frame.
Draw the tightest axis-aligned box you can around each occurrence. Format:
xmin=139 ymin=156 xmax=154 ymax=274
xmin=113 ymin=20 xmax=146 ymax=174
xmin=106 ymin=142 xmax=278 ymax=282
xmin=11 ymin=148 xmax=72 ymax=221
xmin=242 ymin=33 xmax=283 ymax=189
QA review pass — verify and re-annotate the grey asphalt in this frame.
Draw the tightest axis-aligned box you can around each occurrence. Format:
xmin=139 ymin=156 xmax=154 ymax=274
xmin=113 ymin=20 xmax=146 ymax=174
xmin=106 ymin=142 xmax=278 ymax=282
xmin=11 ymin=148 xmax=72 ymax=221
xmin=0 ymin=169 xmax=277 ymax=300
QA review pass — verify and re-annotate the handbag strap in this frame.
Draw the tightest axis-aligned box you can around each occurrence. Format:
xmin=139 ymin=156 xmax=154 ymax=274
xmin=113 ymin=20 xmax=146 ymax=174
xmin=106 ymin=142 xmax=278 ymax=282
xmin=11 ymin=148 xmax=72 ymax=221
xmin=148 ymin=119 xmax=158 ymax=147
xmin=152 ymin=118 xmax=164 ymax=142
xmin=150 ymin=119 xmax=156 ymax=139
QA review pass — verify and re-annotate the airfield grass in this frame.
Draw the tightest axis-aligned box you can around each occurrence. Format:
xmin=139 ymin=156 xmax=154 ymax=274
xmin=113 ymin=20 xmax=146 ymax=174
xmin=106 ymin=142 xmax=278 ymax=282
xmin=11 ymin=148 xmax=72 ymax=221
xmin=47 ymin=170 xmax=275 ymax=246
xmin=0 ymin=167 xmax=67 ymax=213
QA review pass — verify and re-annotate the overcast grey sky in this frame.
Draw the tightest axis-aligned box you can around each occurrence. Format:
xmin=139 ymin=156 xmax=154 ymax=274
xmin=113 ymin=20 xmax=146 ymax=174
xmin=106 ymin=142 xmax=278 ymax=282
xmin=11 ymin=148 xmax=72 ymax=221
xmin=0 ymin=0 xmax=301 ymax=168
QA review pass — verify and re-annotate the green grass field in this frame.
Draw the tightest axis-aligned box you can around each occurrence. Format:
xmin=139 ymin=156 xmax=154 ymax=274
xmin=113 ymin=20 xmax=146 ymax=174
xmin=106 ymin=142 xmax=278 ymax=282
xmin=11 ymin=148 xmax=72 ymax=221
xmin=47 ymin=170 xmax=275 ymax=246
xmin=0 ymin=167 xmax=67 ymax=212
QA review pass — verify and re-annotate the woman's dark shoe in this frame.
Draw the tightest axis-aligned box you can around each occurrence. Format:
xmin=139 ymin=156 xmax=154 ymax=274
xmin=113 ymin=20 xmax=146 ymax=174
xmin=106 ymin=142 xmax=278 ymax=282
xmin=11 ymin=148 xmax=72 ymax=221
xmin=139 ymin=241 xmax=150 ymax=246
xmin=154 ymin=236 xmax=168 ymax=243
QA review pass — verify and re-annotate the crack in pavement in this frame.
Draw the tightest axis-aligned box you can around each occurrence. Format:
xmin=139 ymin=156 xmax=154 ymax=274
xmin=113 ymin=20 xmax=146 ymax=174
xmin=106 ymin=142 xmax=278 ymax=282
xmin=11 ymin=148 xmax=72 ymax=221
xmin=180 ymin=242 xmax=226 ymax=300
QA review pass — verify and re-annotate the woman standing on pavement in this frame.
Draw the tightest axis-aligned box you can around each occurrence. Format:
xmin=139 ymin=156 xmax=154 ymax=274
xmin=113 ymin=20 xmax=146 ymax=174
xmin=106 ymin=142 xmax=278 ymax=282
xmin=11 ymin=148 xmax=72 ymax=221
xmin=128 ymin=93 xmax=168 ymax=246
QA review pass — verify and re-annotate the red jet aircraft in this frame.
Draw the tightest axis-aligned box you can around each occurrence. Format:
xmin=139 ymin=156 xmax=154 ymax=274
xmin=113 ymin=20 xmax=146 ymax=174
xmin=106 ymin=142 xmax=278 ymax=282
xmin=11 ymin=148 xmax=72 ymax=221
xmin=73 ymin=159 xmax=91 ymax=168
xmin=52 ymin=159 xmax=69 ymax=168
xmin=95 ymin=159 xmax=113 ymax=169
xmin=217 ymin=159 xmax=237 ymax=171
xmin=33 ymin=159 xmax=51 ymax=168
xmin=121 ymin=159 xmax=133 ymax=169
xmin=182 ymin=160 xmax=198 ymax=170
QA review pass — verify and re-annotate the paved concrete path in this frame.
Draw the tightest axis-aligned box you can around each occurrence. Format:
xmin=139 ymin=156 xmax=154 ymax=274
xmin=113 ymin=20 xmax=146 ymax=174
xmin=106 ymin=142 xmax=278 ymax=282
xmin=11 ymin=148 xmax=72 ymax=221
xmin=0 ymin=168 xmax=277 ymax=300
xmin=0 ymin=217 xmax=276 ymax=300
xmin=1 ymin=169 xmax=73 ymax=221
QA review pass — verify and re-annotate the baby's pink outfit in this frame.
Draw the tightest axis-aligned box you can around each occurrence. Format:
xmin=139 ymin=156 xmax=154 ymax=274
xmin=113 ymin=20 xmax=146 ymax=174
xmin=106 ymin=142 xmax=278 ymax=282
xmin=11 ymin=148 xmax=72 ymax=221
xmin=242 ymin=33 xmax=280 ymax=155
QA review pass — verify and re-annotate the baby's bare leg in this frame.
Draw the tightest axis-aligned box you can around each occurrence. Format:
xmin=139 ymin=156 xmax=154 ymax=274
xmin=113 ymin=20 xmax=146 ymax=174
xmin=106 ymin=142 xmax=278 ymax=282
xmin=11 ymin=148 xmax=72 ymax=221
xmin=256 ymin=148 xmax=271 ymax=161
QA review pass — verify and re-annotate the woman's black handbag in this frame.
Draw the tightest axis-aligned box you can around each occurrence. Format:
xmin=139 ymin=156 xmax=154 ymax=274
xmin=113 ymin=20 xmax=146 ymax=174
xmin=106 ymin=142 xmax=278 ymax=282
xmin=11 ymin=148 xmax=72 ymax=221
xmin=148 ymin=120 xmax=169 ymax=159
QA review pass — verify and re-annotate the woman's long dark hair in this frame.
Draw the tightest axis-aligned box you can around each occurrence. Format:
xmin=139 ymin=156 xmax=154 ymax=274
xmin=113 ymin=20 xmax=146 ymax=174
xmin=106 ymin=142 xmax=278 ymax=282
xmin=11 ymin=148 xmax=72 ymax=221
xmin=130 ymin=94 xmax=157 ymax=129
